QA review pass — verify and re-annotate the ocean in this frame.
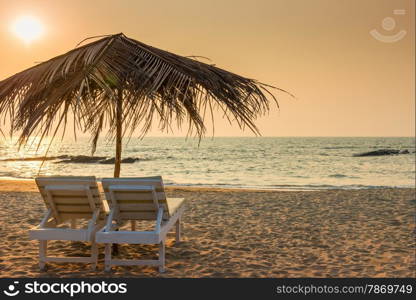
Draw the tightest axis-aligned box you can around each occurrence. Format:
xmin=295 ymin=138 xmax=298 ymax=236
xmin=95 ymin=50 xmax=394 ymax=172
xmin=0 ymin=137 xmax=414 ymax=190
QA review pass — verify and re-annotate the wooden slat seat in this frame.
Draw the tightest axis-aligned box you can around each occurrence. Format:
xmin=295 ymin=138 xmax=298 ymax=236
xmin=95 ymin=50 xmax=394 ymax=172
xmin=96 ymin=176 xmax=185 ymax=272
xmin=29 ymin=176 xmax=108 ymax=270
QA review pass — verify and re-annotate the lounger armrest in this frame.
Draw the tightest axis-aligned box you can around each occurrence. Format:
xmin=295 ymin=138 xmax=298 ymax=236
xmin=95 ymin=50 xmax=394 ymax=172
xmin=104 ymin=210 xmax=115 ymax=232
xmin=39 ymin=209 xmax=53 ymax=228
xmin=155 ymin=207 xmax=164 ymax=233
xmin=87 ymin=209 xmax=100 ymax=233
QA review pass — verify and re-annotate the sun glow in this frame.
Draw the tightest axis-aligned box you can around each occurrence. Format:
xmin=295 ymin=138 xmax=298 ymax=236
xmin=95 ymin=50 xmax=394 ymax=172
xmin=11 ymin=16 xmax=43 ymax=44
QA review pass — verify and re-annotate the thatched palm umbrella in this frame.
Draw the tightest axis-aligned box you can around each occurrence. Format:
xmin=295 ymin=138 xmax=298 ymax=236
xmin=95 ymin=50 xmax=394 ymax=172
xmin=0 ymin=33 xmax=284 ymax=177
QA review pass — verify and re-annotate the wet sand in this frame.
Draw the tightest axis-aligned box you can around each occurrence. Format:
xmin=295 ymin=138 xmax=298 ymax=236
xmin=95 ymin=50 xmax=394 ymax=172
xmin=0 ymin=179 xmax=414 ymax=277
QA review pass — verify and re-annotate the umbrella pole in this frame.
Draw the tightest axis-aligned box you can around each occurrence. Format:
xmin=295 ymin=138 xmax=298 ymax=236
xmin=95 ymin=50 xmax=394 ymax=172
xmin=112 ymin=88 xmax=123 ymax=255
xmin=114 ymin=88 xmax=122 ymax=178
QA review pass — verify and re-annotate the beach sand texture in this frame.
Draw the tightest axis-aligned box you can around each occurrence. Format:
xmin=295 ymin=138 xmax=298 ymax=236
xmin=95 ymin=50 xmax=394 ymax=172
xmin=0 ymin=180 xmax=414 ymax=278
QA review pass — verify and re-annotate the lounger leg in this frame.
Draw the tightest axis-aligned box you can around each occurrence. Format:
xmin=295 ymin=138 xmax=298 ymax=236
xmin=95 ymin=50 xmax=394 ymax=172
xmin=175 ymin=217 xmax=181 ymax=243
xmin=158 ymin=241 xmax=165 ymax=273
xmin=105 ymin=243 xmax=112 ymax=272
xmin=131 ymin=220 xmax=136 ymax=231
xmin=91 ymin=242 xmax=98 ymax=270
xmin=39 ymin=240 xmax=47 ymax=271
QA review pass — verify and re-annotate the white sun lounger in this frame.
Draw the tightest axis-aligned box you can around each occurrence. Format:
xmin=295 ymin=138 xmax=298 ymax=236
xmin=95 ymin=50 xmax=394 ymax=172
xmin=29 ymin=176 xmax=108 ymax=270
xmin=96 ymin=176 xmax=185 ymax=272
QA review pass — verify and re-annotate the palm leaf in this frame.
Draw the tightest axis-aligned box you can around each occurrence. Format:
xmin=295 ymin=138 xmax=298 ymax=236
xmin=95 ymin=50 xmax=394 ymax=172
xmin=0 ymin=33 xmax=289 ymax=154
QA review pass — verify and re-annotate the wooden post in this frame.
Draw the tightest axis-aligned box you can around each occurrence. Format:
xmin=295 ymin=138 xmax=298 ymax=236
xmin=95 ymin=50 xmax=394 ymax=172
xmin=114 ymin=89 xmax=123 ymax=178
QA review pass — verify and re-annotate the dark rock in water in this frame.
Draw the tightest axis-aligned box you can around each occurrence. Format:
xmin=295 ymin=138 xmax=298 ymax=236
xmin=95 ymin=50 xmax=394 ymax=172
xmin=1 ymin=154 xmax=140 ymax=164
xmin=99 ymin=158 xmax=115 ymax=164
xmin=55 ymin=155 xmax=107 ymax=163
xmin=99 ymin=157 xmax=140 ymax=164
xmin=121 ymin=157 xmax=140 ymax=163
xmin=353 ymin=149 xmax=404 ymax=157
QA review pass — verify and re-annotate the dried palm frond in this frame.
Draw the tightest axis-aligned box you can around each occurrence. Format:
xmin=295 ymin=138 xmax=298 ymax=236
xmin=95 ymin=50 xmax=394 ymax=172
xmin=0 ymin=33 xmax=288 ymax=174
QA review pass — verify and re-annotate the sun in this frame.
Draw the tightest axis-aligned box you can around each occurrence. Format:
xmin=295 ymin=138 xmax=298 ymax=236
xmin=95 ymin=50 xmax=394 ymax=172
xmin=11 ymin=16 xmax=43 ymax=44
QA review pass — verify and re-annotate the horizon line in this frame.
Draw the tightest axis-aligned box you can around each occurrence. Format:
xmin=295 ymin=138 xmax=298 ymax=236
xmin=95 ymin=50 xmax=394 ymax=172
xmin=1 ymin=135 xmax=415 ymax=139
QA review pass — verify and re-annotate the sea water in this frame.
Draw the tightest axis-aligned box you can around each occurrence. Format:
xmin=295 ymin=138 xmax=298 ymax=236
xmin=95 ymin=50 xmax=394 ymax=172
xmin=0 ymin=137 xmax=414 ymax=190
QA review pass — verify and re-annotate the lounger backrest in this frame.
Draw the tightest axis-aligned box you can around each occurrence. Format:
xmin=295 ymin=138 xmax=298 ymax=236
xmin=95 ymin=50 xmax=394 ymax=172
xmin=35 ymin=176 xmax=105 ymax=222
xmin=101 ymin=176 xmax=170 ymax=220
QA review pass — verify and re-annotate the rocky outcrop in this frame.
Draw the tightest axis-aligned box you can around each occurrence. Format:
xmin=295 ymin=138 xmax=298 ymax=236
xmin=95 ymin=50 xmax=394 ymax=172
xmin=121 ymin=157 xmax=140 ymax=163
xmin=353 ymin=149 xmax=411 ymax=157
xmin=1 ymin=154 xmax=142 ymax=164
xmin=99 ymin=158 xmax=115 ymax=164
xmin=55 ymin=155 xmax=107 ymax=163
xmin=99 ymin=157 xmax=140 ymax=164
xmin=56 ymin=155 xmax=140 ymax=164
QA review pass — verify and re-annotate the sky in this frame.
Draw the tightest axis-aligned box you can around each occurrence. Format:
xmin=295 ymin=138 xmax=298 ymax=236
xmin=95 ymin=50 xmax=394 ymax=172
xmin=0 ymin=0 xmax=414 ymax=137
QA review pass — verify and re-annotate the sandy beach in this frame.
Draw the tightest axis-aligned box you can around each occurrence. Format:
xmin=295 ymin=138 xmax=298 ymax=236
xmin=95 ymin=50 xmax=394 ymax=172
xmin=0 ymin=179 xmax=414 ymax=278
